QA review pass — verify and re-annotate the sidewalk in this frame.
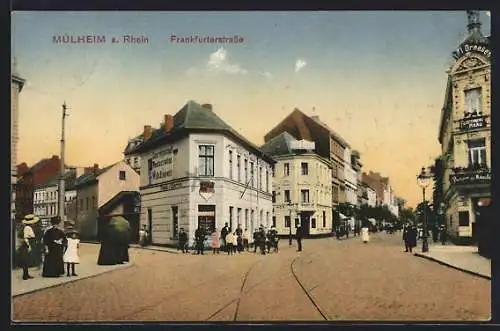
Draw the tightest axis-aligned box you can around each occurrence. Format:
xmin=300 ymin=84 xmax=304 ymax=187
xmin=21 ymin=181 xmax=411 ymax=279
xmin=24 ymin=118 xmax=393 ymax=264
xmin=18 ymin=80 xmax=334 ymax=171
xmin=413 ymin=243 xmax=491 ymax=280
xmin=12 ymin=243 xmax=134 ymax=297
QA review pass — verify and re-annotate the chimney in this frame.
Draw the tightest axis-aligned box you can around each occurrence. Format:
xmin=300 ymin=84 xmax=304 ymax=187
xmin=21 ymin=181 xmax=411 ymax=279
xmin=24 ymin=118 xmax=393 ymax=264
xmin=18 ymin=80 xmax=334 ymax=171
xmin=143 ymin=125 xmax=152 ymax=140
xmin=201 ymin=103 xmax=213 ymax=111
xmin=93 ymin=163 xmax=99 ymax=174
xmin=164 ymin=114 xmax=174 ymax=133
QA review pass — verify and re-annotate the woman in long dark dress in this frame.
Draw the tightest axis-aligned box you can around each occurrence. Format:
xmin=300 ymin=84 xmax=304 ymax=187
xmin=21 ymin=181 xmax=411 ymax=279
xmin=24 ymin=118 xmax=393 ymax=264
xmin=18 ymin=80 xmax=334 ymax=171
xmin=42 ymin=217 xmax=66 ymax=277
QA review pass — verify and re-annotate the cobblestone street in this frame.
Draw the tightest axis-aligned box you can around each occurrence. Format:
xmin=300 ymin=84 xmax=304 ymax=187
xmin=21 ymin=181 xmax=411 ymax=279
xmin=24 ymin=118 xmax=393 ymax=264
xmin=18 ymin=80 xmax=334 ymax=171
xmin=12 ymin=233 xmax=491 ymax=322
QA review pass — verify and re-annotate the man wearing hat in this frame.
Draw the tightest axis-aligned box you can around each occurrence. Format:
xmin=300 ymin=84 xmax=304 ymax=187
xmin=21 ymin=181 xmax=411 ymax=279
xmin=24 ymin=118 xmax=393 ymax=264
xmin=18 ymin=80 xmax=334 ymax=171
xmin=42 ymin=217 xmax=66 ymax=277
xmin=18 ymin=214 xmax=40 ymax=280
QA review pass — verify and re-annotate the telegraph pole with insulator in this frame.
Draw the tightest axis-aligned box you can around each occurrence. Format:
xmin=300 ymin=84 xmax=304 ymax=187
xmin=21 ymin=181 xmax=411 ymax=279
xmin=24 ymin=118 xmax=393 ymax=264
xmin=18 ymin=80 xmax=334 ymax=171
xmin=59 ymin=102 xmax=69 ymax=227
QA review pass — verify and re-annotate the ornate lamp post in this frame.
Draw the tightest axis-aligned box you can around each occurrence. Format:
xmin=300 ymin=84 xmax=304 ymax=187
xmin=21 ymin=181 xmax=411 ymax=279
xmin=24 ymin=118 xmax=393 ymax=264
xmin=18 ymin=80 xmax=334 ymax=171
xmin=417 ymin=167 xmax=431 ymax=253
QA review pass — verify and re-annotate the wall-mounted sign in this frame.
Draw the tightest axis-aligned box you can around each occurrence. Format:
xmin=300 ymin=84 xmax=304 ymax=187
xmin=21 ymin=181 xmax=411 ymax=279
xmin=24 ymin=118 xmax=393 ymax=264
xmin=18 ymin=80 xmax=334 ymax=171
xmin=450 ymin=171 xmax=491 ymax=185
xmin=290 ymin=139 xmax=315 ymax=151
xmin=148 ymin=147 xmax=173 ymax=185
xmin=453 ymin=43 xmax=491 ymax=60
xmin=459 ymin=116 xmax=486 ymax=131
xmin=199 ymin=181 xmax=215 ymax=201
xmin=160 ymin=182 xmax=183 ymax=191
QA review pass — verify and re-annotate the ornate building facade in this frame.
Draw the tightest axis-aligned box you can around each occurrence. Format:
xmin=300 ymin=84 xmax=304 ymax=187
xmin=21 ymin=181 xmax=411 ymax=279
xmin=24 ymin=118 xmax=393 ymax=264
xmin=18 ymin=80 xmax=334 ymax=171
xmin=437 ymin=11 xmax=491 ymax=248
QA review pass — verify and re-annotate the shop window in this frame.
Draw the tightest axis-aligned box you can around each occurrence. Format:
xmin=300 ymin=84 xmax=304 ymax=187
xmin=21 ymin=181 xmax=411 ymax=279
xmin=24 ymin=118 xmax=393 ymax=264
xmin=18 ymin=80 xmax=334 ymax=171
xmin=459 ymin=211 xmax=470 ymax=227
xmin=198 ymin=145 xmax=215 ymax=177
xmin=198 ymin=205 xmax=216 ymax=235
xmin=311 ymin=218 xmax=316 ymax=228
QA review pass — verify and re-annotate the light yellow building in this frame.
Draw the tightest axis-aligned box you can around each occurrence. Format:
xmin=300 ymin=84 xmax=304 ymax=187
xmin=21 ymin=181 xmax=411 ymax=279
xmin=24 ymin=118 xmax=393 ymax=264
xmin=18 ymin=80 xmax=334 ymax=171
xmin=438 ymin=11 xmax=491 ymax=241
xmin=262 ymin=132 xmax=333 ymax=236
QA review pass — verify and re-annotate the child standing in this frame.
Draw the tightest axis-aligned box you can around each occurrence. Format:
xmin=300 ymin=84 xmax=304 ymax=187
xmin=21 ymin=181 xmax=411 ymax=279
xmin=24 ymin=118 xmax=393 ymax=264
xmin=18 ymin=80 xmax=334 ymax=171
xmin=225 ymin=232 xmax=235 ymax=255
xmin=211 ymin=229 xmax=220 ymax=254
xmin=63 ymin=231 xmax=80 ymax=276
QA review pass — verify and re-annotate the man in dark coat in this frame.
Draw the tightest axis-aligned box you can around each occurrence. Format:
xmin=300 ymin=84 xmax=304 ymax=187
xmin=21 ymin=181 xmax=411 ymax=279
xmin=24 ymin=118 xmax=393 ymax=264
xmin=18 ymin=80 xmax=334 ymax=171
xmin=178 ymin=228 xmax=188 ymax=253
xmin=296 ymin=224 xmax=304 ymax=252
xmin=403 ymin=226 xmax=410 ymax=252
xmin=253 ymin=228 xmax=260 ymax=253
xmin=42 ymin=217 xmax=66 ymax=277
xmin=258 ymin=227 xmax=266 ymax=255
xmin=406 ymin=226 xmax=418 ymax=253
xmin=195 ymin=225 xmax=206 ymax=255
xmin=440 ymin=225 xmax=447 ymax=245
xmin=220 ymin=223 xmax=229 ymax=252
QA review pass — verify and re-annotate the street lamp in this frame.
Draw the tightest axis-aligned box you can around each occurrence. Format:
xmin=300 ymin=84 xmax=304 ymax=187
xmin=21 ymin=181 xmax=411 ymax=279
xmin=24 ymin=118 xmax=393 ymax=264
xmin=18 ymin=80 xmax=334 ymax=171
xmin=417 ymin=167 xmax=431 ymax=253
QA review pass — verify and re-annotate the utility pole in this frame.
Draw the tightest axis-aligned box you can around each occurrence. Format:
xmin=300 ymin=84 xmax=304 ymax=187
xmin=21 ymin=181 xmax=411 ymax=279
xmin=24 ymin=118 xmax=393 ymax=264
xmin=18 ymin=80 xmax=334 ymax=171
xmin=59 ymin=102 xmax=68 ymax=226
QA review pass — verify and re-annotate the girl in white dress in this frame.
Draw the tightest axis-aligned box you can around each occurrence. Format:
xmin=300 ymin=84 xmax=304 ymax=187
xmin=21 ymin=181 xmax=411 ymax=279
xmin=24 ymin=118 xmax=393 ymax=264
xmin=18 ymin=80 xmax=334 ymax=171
xmin=63 ymin=232 xmax=80 ymax=276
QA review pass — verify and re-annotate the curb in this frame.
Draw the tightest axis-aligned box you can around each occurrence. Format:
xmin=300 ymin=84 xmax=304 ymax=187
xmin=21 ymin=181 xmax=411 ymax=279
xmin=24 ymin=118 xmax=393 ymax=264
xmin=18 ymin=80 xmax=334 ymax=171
xmin=12 ymin=262 xmax=135 ymax=298
xmin=413 ymin=253 xmax=491 ymax=280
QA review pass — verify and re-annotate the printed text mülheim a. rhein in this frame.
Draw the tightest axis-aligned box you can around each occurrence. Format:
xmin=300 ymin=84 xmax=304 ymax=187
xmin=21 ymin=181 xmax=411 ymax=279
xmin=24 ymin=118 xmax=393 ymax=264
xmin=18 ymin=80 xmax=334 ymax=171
xmin=169 ymin=34 xmax=244 ymax=44
xmin=52 ymin=35 xmax=149 ymax=44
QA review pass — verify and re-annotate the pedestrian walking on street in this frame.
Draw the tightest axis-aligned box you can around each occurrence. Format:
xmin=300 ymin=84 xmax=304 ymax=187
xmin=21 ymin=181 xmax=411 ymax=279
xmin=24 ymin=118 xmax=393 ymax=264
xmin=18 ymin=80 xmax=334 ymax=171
xmin=253 ymin=228 xmax=260 ymax=253
xmin=178 ymin=228 xmax=188 ymax=253
xmin=225 ymin=232 xmax=235 ymax=255
xmin=139 ymin=225 xmax=149 ymax=247
xmin=361 ymin=226 xmax=370 ymax=243
xmin=432 ymin=224 xmax=439 ymax=243
xmin=63 ymin=231 xmax=80 ymax=277
xmin=42 ymin=217 xmax=66 ymax=278
xmin=195 ymin=226 xmax=206 ymax=255
xmin=295 ymin=224 xmax=304 ymax=252
xmin=211 ymin=229 xmax=220 ymax=254
xmin=220 ymin=223 xmax=229 ymax=252
xmin=440 ymin=225 xmax=447 ymax=245
xmin=403 ymin=226 xmax=410 ymax=252
xmin=236 ymin=233 xmax=243 ymax=253
xmin=242 ymin=228 xmax=250 ymax=251
xmin=407 ymin=226 xmax=417 ymax=253
xmin=18 ymin=214 xmax=41 ymax=280
xmin=259 ymin=227 xmax=267 ymax=255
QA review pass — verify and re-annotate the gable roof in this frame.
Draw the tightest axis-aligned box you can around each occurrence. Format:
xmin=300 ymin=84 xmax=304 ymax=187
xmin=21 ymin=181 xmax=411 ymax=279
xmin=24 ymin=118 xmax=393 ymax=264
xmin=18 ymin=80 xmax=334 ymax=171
xmin=130 ymin=100 xmax=275 ymax=164
xmin=74 ymin=163 xmax=116 ymax=188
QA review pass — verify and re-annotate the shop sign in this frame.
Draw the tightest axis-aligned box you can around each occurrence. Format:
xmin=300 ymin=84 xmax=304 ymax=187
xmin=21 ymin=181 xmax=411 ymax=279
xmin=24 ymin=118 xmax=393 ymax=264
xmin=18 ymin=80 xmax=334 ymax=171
xmin=199 ymin=181 xmax=215 ymax=201
xmin=459 ymin=116 xmax=486 ymax=131
xmin=149 ymin=148 xmax=173 ymax=185
xmin=160 ymin=182 xmax=183 ymax=191
xmin=450 ymin=171 xmax=491 ymax=185
xmin=453 ymin=43 xmax=491 ymax=60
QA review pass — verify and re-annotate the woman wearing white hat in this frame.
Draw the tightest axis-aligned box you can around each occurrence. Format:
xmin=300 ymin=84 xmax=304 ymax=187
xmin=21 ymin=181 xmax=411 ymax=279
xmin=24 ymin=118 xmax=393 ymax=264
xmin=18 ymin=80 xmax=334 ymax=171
xmin=19 ymin=214 xmax=40 ymax=280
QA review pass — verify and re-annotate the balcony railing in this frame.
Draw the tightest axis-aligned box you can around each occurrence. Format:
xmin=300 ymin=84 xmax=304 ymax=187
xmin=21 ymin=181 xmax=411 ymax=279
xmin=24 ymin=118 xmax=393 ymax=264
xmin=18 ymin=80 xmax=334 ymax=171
xmin=449 ymin=165 xmax=491 ymax=186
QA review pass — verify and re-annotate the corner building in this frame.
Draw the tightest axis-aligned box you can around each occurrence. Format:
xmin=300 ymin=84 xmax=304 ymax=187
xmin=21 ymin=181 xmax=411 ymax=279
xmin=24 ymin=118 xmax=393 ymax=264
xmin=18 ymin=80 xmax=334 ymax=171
xmin=438 ymin=11 xmax=491 ymax=246
xmin=262 ymin=132 xmax=333 ymax=236
xmin=131 ymin=101 xmax=274 ymax=247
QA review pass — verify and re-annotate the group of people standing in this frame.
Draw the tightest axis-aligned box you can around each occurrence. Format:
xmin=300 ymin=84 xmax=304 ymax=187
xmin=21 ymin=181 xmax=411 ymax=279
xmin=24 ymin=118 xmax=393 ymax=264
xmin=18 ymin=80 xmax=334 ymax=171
xmin=176 ymin=223 xmax=284 ymax=255
xmin=17 ymin=215 xmax=80 ymax=280
xmin=402 ymin=223 xmax=448 ymax=253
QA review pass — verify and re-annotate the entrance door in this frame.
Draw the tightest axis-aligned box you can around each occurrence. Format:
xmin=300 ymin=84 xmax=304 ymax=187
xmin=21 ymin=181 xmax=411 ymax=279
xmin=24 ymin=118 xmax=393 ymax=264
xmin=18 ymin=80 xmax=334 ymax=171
xmin=300 ymin=214 xmax=310 ymax=236
xmin=147 ymin=208 xmax=153 ymax=245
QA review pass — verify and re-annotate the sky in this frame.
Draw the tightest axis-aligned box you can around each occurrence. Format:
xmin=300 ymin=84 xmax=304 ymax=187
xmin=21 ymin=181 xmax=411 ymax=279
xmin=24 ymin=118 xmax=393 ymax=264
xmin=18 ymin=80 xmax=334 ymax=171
xmin=11 ymin=11 xmax=491 ymax=208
